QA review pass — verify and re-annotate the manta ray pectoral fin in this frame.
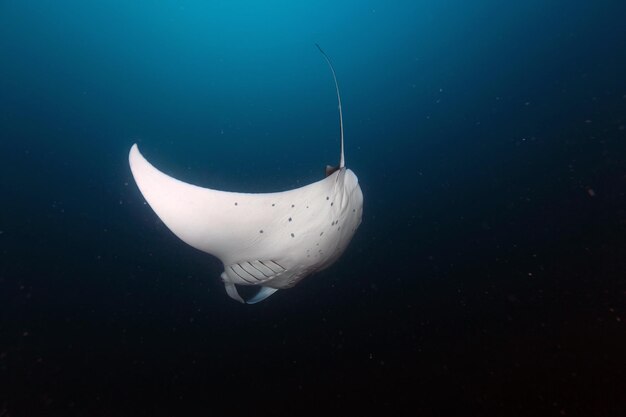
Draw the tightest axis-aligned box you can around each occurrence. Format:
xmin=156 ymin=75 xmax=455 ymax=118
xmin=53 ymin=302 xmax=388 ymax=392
xmin=246 ymin=287 xmax=279 ymax=304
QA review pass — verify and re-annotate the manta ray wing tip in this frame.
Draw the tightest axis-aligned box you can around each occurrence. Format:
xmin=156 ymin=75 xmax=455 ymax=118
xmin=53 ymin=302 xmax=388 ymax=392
xmin=128 ymin=143 xmax=144 ymax=169
xmin=129 ymin=143 xmax=139 ymax=157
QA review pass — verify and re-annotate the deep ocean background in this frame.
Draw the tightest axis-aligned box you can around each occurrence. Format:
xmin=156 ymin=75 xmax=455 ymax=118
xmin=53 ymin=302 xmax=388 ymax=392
xmin=1 ymin=1 xmax=626 ymax=416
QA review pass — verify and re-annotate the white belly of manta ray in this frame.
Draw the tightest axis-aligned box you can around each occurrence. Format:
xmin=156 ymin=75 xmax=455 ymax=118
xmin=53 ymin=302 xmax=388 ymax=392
xmin=128 ymin=46 xmax=363 ymax=304
xmin=128 ymin=145 xmax=363 ymax=304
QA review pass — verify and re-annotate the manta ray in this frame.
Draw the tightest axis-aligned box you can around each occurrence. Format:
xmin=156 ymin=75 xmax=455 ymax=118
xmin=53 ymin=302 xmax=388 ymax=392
xmin=129 ymin=46 xmax=363 ymax=304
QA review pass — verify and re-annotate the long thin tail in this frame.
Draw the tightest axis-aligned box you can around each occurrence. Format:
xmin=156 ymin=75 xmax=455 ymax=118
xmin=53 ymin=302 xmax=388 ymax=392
xmin=316 ymin=44 xmax=345 ymax=168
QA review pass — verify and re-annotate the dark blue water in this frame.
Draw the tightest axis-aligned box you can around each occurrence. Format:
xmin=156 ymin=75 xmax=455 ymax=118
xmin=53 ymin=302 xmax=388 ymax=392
xmin=1 ymin=1 xmax=625 ymax=415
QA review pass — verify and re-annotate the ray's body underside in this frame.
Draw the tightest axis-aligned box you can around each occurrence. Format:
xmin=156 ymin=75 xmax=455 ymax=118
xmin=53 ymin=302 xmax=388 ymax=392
xmin=129 ymin=46 xmax=363 ymax=303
